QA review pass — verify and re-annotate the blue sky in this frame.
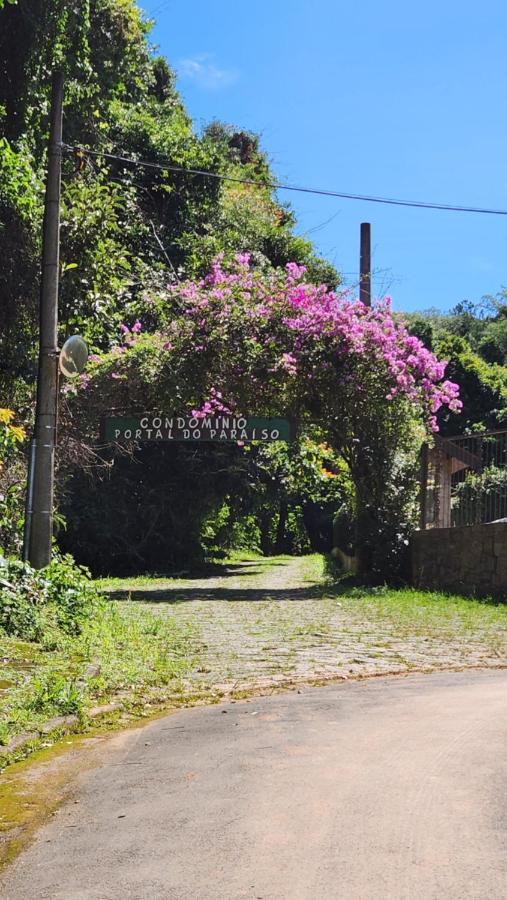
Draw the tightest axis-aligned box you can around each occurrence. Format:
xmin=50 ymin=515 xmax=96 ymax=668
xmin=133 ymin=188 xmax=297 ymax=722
xmin=141 ymin=0 xmax=507 ymax=312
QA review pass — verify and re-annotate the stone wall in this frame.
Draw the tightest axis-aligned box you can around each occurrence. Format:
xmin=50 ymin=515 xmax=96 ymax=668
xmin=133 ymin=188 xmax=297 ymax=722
xmin=411 ymin=522 xmax=507 ymax=597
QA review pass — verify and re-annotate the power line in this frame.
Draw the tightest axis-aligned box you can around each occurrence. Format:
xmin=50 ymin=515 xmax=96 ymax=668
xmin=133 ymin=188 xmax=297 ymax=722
xmin=63 ymin=144 xmax=507 ymax=216
xmin=145 ymin=0 xmax=172 ymax=17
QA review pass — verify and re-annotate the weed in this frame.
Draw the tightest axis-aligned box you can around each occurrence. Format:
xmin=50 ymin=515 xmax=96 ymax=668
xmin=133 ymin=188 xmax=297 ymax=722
xmin=28 ymin=674 xmax=83 ymax=715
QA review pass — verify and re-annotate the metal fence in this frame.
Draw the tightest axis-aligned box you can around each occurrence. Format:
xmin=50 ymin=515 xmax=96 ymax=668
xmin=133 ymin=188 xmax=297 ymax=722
xmin=420 ymin=430 xmax=507 ymax=529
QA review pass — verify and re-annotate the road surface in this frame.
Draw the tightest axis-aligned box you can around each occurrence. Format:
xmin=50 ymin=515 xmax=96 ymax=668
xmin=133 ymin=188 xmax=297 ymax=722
xmin=2 ymin=670 xmax=506 ymax=899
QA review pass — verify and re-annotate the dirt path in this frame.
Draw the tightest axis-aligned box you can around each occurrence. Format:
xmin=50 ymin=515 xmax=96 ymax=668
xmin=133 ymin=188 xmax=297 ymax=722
xmin=2 ymin=670 xmax=506 ymax=899
xmin=105 ymin=556 xmax=506 ymax=698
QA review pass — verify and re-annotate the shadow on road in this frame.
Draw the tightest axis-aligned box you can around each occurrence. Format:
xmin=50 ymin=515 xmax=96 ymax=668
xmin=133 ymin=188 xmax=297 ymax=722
xmin=104 ymin=585 xmax=328 ymax=604
xmin=102 ymin=558 xmax=329 ymax=604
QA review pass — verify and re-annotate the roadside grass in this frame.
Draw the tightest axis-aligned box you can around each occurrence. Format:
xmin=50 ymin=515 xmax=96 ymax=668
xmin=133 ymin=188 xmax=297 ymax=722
xmin=310 ymin=554 xmax=505 ymax=649
xmin=298 ymin=553 xmax=328 ymax=584
xmin=345 ymin=591 xmax=504 ymax=657
xmin=0 ymin=600 xmax=197 ymax=753
xmin=97 ymin=551 xmax=291 ymax=592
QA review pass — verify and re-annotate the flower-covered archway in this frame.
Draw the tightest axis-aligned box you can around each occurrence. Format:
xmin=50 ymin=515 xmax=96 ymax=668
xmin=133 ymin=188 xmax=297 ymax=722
xmin=72 ymin=255 xmax=461 ymax=576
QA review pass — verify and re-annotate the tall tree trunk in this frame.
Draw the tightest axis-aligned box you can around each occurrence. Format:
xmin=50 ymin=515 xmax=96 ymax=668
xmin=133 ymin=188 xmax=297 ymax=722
xmin=274 ymin=498 xmax=288 ymax=554
xmin=259 ymin=510 xmax=272 ymax=555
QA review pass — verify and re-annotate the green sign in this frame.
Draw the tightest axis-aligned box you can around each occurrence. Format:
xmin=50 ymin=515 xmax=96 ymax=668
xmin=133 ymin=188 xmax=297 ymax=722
xmin=103 ymin=415 xmax=294 ymax=443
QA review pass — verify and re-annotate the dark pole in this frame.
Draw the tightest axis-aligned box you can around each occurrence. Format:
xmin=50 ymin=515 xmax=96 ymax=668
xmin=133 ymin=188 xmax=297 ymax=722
xmin=26 ymin=71 xmax=64 ymax=568
xmin=354 ymin=223 xmax=372 ymax=576
xmin=419 ymin=442 xmax=429 ymax=530
xmin=359 ymin=222 xmax=371 ymax=307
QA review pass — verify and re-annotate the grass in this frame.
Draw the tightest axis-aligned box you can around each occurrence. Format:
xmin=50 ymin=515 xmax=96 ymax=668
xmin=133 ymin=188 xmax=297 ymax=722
xmin=96 ymin=551 xmax=288 ymax=592
xmin=335 ymin=585 xmax=506 ymax=646
xmin=0 ymin=599 xmax=197 ymax=758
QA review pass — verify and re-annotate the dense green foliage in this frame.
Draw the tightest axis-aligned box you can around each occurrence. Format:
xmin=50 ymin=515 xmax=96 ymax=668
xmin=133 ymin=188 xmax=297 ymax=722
xmin=453 ymin=465 xmax=507 ymax=527
xmin=0 ymin=408 xmax=26 ymax=556
xmin=406 ymin=299 xmax=507 ymax=434
xmin=1 ymin=0 xmax=506 ymax=585
xmin=58 ymin=436 xmax=351 ymax=574
xmin=0 ymin=0 xmax=346 ymax=576
xmin=0 ymin=553 xmax=101 ymax=640
xmin=0 ymin=0 xmax=337 ymax=400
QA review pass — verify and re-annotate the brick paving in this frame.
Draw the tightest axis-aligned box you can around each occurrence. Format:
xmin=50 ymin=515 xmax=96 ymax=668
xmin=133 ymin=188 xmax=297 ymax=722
xmin=112 ymin=557 xmax=506 ymax=697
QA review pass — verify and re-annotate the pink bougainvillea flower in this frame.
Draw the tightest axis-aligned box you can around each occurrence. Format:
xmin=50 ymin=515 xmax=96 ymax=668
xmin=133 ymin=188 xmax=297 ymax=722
xmin=285 ymin=261 xmax=307 ymax=282
xmin=235 ymin=252 xmax=251 ymax=267
xmin=97 ymin=255 xmax=461 ymax=435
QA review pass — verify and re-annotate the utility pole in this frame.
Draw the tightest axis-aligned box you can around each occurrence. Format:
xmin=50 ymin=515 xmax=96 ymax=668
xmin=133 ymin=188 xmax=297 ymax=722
xmin=354 ymin=222 xmax=372 ymax=576
xmin=359 ymin=222 xmax=371 ymax=307
xmin=25 ymin=71 xmax=64 ymax=568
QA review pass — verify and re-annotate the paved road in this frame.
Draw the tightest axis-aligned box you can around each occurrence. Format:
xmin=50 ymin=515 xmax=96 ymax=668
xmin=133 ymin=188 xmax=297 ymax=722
xmin=2 ymin=670 xmax=506 ymax=899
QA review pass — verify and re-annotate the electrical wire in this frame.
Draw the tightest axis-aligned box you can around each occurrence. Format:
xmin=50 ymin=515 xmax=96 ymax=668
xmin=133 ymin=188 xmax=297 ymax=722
xmin=145 ymin=0 xmax=172 ymax=17
xmin=63 ymin=144 xmax=507 ymax=216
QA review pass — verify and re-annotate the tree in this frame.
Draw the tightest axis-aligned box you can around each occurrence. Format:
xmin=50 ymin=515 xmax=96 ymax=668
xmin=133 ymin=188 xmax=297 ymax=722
xmin=64 ymin=256 xmax=461 ymax=578
xmin=434 ymin=335 xmax=507 ymax=434
xmin=0 ymin=0 xmax=338 ymax=392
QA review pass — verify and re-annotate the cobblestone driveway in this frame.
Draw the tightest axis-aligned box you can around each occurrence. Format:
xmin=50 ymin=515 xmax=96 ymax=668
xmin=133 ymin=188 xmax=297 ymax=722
xmin=106 ymin=556 xmax=506 ymax=698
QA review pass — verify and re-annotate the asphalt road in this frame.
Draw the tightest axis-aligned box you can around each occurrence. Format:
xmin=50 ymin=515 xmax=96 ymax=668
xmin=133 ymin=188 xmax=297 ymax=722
xmin=2 ymin=670 xmax=506 ymax=900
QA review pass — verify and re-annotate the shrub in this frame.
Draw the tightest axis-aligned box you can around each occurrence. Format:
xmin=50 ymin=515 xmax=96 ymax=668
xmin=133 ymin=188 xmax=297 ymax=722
xmin=0 ymin=407 xmax=26 ymax=556
xmin=0 ymin=554 xmax=102 ymax=640
xmin=0 ymin=558 xmax=44 ymax=640
xmin=43 ymin=555 xmax=103 ymax=636
xmin=452 ymin=465 xmax=507 ymax=526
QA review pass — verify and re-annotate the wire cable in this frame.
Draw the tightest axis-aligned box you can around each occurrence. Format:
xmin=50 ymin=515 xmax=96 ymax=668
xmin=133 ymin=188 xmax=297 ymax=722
xmin=63 ymin=144 xmax=507 ymax=216
xmin=144 ymin=0 xmax=172 ymax=17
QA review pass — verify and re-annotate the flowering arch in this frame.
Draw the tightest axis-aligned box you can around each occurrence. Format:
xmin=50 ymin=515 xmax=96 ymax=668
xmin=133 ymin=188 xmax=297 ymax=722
xmin=78 ymin=255 xmax=461 ymax=575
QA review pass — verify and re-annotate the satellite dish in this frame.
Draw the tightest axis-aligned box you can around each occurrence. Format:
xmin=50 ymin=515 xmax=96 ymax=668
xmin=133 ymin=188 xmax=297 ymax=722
xmin=59 ymin=335 xmax=88 ymax=377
